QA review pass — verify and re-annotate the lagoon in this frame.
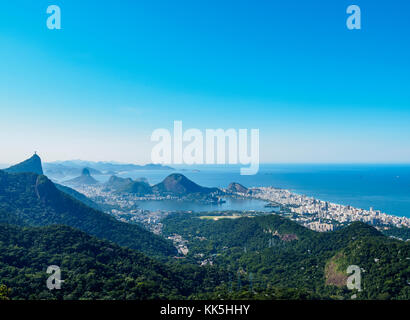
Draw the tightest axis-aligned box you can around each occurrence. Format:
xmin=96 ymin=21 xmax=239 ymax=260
xmin=109 ymin=164 xmax=410 ymax=218
xmin=134 ymin=197 xmax=273 ymax=212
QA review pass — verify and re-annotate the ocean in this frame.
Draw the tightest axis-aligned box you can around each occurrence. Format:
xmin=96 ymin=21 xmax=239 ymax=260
xmin=102 ymin=164 xmax=410 ymax=218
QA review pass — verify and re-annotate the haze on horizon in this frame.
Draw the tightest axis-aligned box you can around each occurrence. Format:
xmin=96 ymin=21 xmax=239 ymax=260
xmin=1 ymin=0 xmax=410 ymax=165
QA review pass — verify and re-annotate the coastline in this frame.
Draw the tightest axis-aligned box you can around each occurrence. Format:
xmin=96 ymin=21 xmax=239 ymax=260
xmin=247 ymin=186 xmax=410 ymax=230
xmin=112 ymin=164 xmax=410 ymax=219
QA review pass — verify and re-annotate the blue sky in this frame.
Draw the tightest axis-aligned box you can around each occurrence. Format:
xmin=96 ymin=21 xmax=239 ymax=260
xmin=0 ymin=0 xmax=409 ymax=164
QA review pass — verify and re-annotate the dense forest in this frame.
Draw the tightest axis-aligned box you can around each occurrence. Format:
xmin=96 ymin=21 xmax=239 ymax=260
xmin=0 ymin=223 xmax=334 ymax=300
xmin=0 ymin=167 xmax=409 ymax=300
xmin=381 ymin=226 xmax=410 ymax=241
xmin=0 ymin=170 xmax=176 ymax=258
xmin=162 ymin=213 xmax=410 ymax=300
xmin=0 ymin=224 xmax=229 ymax=300
xmin=55 ymin=183 xmax=101 ymax=210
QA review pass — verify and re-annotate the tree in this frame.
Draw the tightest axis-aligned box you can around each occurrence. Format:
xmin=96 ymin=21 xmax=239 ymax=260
xmin=0 ymin=285 xmax=11 ymax=300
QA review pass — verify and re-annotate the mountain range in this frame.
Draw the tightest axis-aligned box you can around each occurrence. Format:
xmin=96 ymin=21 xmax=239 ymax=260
xmin=63 ymin=168 xmax=99 ymax=187
xmin=226 ymin=182 xmax=249 ymax=194
xmin=43 ymin=163 xmax=102 ymax=179
xmin=54 ymin=183 xmax=101 ymax=210
xmin=44 ymin=160 xmax=174 ymax=178
xmin=152 ymin=173 xmax=220 ymax=196
xmin=4 ymin=154 xmax=43 ymax=175
xmin=163 ymin=212 xmax=410 ymax=300
xmin=0 ymin=155 xmax=175 ymax=258
xmin=104 ymin=173 xmax=221 ymax=197
xmin=0 ymin=223 xmax=227 ymax=300
xmin=105 ymin=175 xmax=152 ymax=195
xmin=1 ymin=154 xmax=409 ymax=300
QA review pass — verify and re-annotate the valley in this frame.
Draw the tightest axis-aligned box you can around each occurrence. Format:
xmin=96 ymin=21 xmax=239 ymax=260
xmin=0 ymin=154 xmax=409 ymax=300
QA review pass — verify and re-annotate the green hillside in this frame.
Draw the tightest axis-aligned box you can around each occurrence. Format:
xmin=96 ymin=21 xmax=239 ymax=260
xmin=0 ymin=224 xmax=228 ymax=300
xmin=63 ymin=168 xmax=99 ymax=187
xmin=106 ymin=175 xmax=152 ymax=195
xmin=1 ymin=154 xmax=409 ymax=300
xmin=5 ymin=154 xmax=43 ymax=175
xmin=0 ymin=170 xmax=176 ymax=258
xmin=152 ymin=173 xmax=220 ymax=195
xmin=162 ymin=213 xmax=410 ymax=299
xmin=55 ymin=183 xmax=101 ymax=210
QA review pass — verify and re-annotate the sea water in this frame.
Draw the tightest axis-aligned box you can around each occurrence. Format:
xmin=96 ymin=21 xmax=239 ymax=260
xmin=100 ymin=164 xmax=410 ymax=218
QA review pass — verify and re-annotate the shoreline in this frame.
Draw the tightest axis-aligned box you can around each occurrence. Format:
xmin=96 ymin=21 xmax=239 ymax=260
xmin=247 ymin=186 xmax=410 ymax=229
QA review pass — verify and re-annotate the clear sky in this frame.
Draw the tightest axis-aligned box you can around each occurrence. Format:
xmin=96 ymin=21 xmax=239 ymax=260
xmin=1 ymin=0 xmax=409 ymax=164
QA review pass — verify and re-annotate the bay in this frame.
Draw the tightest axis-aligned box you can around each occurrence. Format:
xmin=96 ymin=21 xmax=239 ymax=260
xmin=96 ymin=164 xmax=410 ymax=218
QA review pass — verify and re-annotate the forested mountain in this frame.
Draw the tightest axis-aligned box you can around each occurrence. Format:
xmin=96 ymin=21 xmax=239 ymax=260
xmin=226 ymin=182 xmax=249 ymax=194
xmin=0 ymin=170 xmax=176 ymax=258
xmin=1 ymin=156 xmax=409 ymax=300
xmin=4 ymin=154 xmax=43 ymax=175
xmin=4 ymin=155 xmax=100 ymax=210
xmin=0 ymin=224 xmax=228 ymax=300
xmin=55 ymin=183 xmax=101 ymax=210
xmin=43 ymin=163 xmax=102 ymax=179
xmin=63 ymin=168 xmax=99 ymax=187
xmin=106 ymin=175 xmax=135 ymax=189
xmin=162 ymin=213 xmax=410 ymax=299
xmin=106 ymin=173 xmax=220 ymax=197
xmin=153 ymin=173 xmax=220 ymax=195
xmin=106 ymin=175 xmax=152 ymax=195
xmin=381 ymin=226 xmax=410 ymax=241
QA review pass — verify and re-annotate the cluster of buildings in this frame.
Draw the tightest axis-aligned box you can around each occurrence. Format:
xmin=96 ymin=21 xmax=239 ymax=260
xmin=107 ymin=208 xmax=169 ymax=235
xmin=73 ymin=185 xmax=173 ymax=234
xmin=167 ymin=234 xmax=189 ymax=256
xmin=251 ymin=187 xmax=410 ymax=230
xmin=68 ymin=183 xmax=409 ymax=249
xmin=71 ymin=184 xmax=192 ymax=256
xmin=304 ymin=221 xmax=334 ymax=232
xmin=77 ymin=185 xmax=176 ymax=209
